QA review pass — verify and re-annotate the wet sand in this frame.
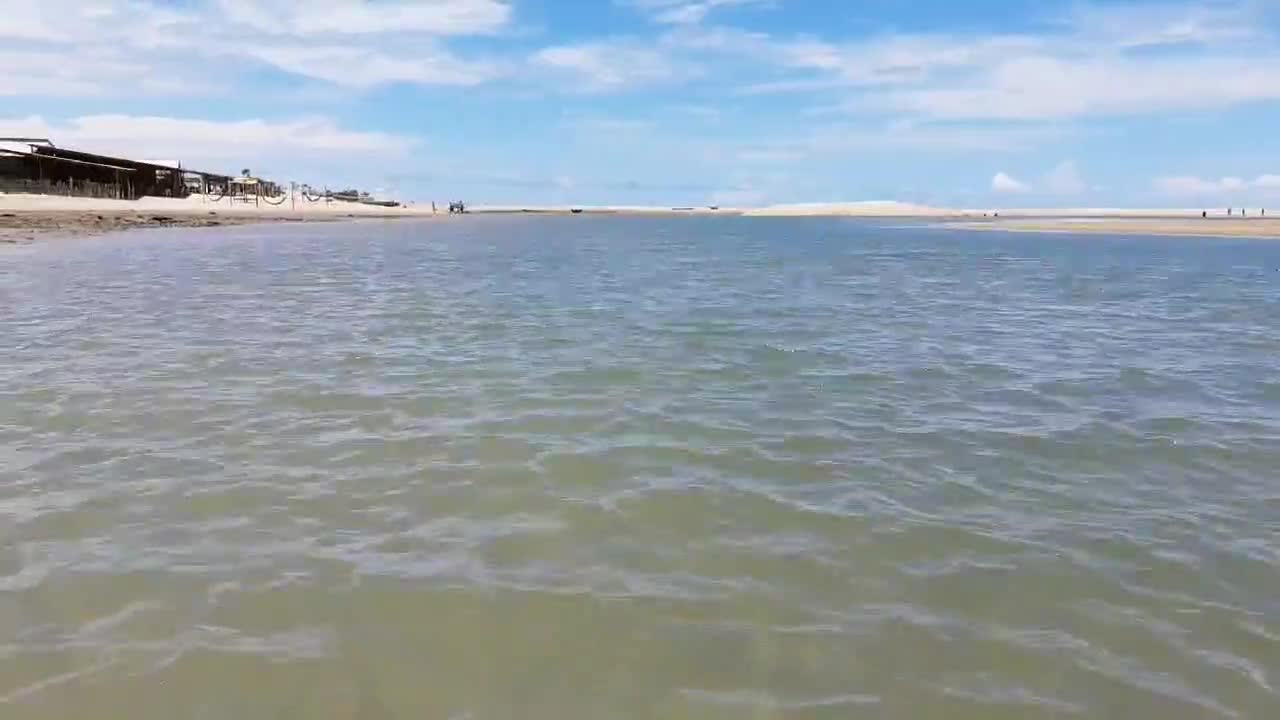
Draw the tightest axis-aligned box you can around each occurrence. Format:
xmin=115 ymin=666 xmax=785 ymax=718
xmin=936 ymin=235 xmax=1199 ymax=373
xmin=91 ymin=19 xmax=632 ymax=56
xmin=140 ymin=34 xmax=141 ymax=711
xmin=0 ymin=193 xmax=439 ymax=242
xmin=951 ymin=217 xmax=1280 ymax=239
xmin=0 ymin=209 xmax=320 ymax=243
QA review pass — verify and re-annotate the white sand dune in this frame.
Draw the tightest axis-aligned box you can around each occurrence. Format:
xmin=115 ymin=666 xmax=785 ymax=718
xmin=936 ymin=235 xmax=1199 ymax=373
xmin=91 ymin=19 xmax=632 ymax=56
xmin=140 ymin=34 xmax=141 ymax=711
xmin=744 ymin=202 xmax=1264 ymax=219
xmin=467 ymin=204 xmax=738 ymax=214
xmin=960 ymin=207 xmax=1260 ymax=218
xmin=743 ymin=201 xmax=958 ymax=217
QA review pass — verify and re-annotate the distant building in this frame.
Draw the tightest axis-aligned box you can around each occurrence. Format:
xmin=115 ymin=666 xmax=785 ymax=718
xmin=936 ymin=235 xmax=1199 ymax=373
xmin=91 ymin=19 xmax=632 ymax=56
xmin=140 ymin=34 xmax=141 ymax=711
xmin=0 ymin=138 xmax=262 ymax=200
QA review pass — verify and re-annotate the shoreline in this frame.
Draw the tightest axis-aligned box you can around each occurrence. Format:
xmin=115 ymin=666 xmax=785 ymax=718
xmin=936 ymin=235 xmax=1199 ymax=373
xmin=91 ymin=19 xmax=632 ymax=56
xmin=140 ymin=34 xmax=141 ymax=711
xmin=7 ymin=192 xmax=1280 ymax=243
xmin=945 ymin=217 xmax=1280 ymax=239
xmin=0 ymin=209 xmax=353 ymax=243
xmin=0 ymin=193 xmax=440 ymax=242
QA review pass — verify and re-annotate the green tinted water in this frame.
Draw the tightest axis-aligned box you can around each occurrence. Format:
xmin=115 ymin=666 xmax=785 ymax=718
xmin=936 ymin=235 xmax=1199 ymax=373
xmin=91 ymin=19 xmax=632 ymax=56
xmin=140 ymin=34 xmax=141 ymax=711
xmin=2 ymin=217 xmax=1278 ymax=718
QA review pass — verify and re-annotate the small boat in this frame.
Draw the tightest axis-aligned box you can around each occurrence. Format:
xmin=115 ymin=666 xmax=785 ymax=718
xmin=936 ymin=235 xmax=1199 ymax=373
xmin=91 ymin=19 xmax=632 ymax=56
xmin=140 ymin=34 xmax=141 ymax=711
xmin=570 ymin=208 xmax=583 ymax=214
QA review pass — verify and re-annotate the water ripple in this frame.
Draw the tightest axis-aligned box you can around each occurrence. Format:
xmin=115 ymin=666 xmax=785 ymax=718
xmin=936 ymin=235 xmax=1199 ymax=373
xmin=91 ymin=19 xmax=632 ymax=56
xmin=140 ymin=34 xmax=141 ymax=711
xmin=2 ymin=218 xmax=1279 ymax=718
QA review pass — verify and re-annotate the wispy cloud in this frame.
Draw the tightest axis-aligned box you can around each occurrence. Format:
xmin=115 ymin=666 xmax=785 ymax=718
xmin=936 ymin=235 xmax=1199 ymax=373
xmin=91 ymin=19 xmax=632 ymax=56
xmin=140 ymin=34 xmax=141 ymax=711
xmin=0 ymin=48 xmax=220 ymax=97
xmin=771 ymin=34 xmax=1042 ymax=88
xmin=564 ymin=115 xmax=656 ymax=134
xmin=881 ymin=55 xmax=1280 ymax=120
xmin=0 ymin=1 xmax=512 ymax=95
xmin=213 ymin=0 xmax=512 ymax=37
xmin=731 ymin=120 xmax=1072 ymax=159
xmin=2 ymin=0 xmax=1278 ymax=205
xmin=984 ymin=161 xmax=1089 ymax=196
xmin=627 ymin=0 xmax=771 ymax=25
xmin=246 ymin=45 xmax=501 ymax=88
xmin=1044 ymin=161 xmax=1086 ymax=195
xmin=730 ymin=1 xmax=1280 ymax=121
xmin=1063 ymin=1 xmax=1259 ymax=49
xmin=532 ymin=40 xmax=686 ymax=91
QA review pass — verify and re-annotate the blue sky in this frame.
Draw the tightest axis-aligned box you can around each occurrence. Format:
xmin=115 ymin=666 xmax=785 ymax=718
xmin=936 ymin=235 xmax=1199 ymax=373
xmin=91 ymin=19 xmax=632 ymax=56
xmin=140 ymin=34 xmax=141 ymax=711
xmin=3 ymin=0 xmax=1279 ymax=207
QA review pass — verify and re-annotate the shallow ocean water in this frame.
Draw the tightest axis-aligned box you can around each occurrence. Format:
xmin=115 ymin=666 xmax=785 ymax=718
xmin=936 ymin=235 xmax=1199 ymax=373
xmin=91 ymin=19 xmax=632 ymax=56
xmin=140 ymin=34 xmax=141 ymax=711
xmin=2 ymin=216 xmax=1278 ymax=718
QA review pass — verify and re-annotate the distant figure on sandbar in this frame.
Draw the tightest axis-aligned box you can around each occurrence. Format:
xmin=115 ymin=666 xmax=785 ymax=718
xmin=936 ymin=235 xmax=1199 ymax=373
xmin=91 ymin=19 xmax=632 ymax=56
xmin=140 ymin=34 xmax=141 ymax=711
xmin=1202 ymin=210 xmax=1207 ymax=218
xmin=1228 ymin=208 xmax=1233 ymax=216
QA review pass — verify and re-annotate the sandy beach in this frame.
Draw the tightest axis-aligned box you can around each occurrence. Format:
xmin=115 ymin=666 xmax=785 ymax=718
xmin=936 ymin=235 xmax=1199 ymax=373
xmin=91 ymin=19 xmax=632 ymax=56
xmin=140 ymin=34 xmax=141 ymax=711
xmin=0 ymin=193 xmax=439 ymax=242
xmin=950 ymin=216 xmax=1280 ymax=239
xmin=1 ymin=209 xmax=281 ymax=243
xmin=7 ymin=192 xmax=1280 ymax=243
xmin=742 ymin=202 xmax=1280 ymax=237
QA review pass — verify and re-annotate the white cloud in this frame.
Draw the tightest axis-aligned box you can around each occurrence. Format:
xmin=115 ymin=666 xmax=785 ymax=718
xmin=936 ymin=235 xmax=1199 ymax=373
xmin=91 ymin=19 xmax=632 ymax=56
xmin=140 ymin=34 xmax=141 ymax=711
xmin=1044 ymin=160 xmax=1085 ymax=195
xmin=0 ymin=1 xmax=510 ymax=95
xmin=4 ymin=0 xmax=1276 ymax=124
xmin=992 ymin=172 xmax=1030 ymax=193
xmin=533 ymin=41 xmax=684 ymax=90
xmin=776 ymin=35 xmax=1041 ymax=87
xmin=0 ymin=4 xmax=63 ymax=41
xmin=883 ymin=55 xmax=1280 ymax=120
xmin=245 ymin=45 xmax=500 ymax=88
xmin=1154 ymin=175 xmax=1249 ymax=196
xmin=0 ymin=2 xmax=218 ymax=96
xmin=214 ymin=0 xmax=511 ymax=36
xmin=721 ymin=121 xmax=1070 ymax=164
xmin=732 ymin=2 xmax=1280 ymax=121
xmin=0 ymin=49 xmax=216 ymax=97
xmin=1064 ymin=1 xmax=1256 ymax=49
xmin=5 ymin=0 xmax=1279 ymax=207
xmin=663 ymin=24 xmax=771 ymax=52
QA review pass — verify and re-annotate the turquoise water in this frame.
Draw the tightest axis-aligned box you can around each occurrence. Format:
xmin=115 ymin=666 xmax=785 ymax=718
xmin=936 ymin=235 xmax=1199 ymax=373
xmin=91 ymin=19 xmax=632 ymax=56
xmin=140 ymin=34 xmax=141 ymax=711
xmin=2 ymin=216 xmax=1279 ymax=718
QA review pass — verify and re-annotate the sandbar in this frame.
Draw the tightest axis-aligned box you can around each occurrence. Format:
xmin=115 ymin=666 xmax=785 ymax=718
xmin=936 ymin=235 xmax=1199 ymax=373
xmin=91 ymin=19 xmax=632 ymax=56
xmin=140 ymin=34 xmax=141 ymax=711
xmin=948 ymin=217 xmax=1280 ymax=239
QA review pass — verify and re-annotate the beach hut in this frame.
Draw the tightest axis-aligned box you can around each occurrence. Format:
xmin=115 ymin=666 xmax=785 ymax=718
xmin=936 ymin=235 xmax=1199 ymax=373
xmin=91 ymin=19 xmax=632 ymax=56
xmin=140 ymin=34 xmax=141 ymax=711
xmin=230 ymin=176 xmax=261 ymax=205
